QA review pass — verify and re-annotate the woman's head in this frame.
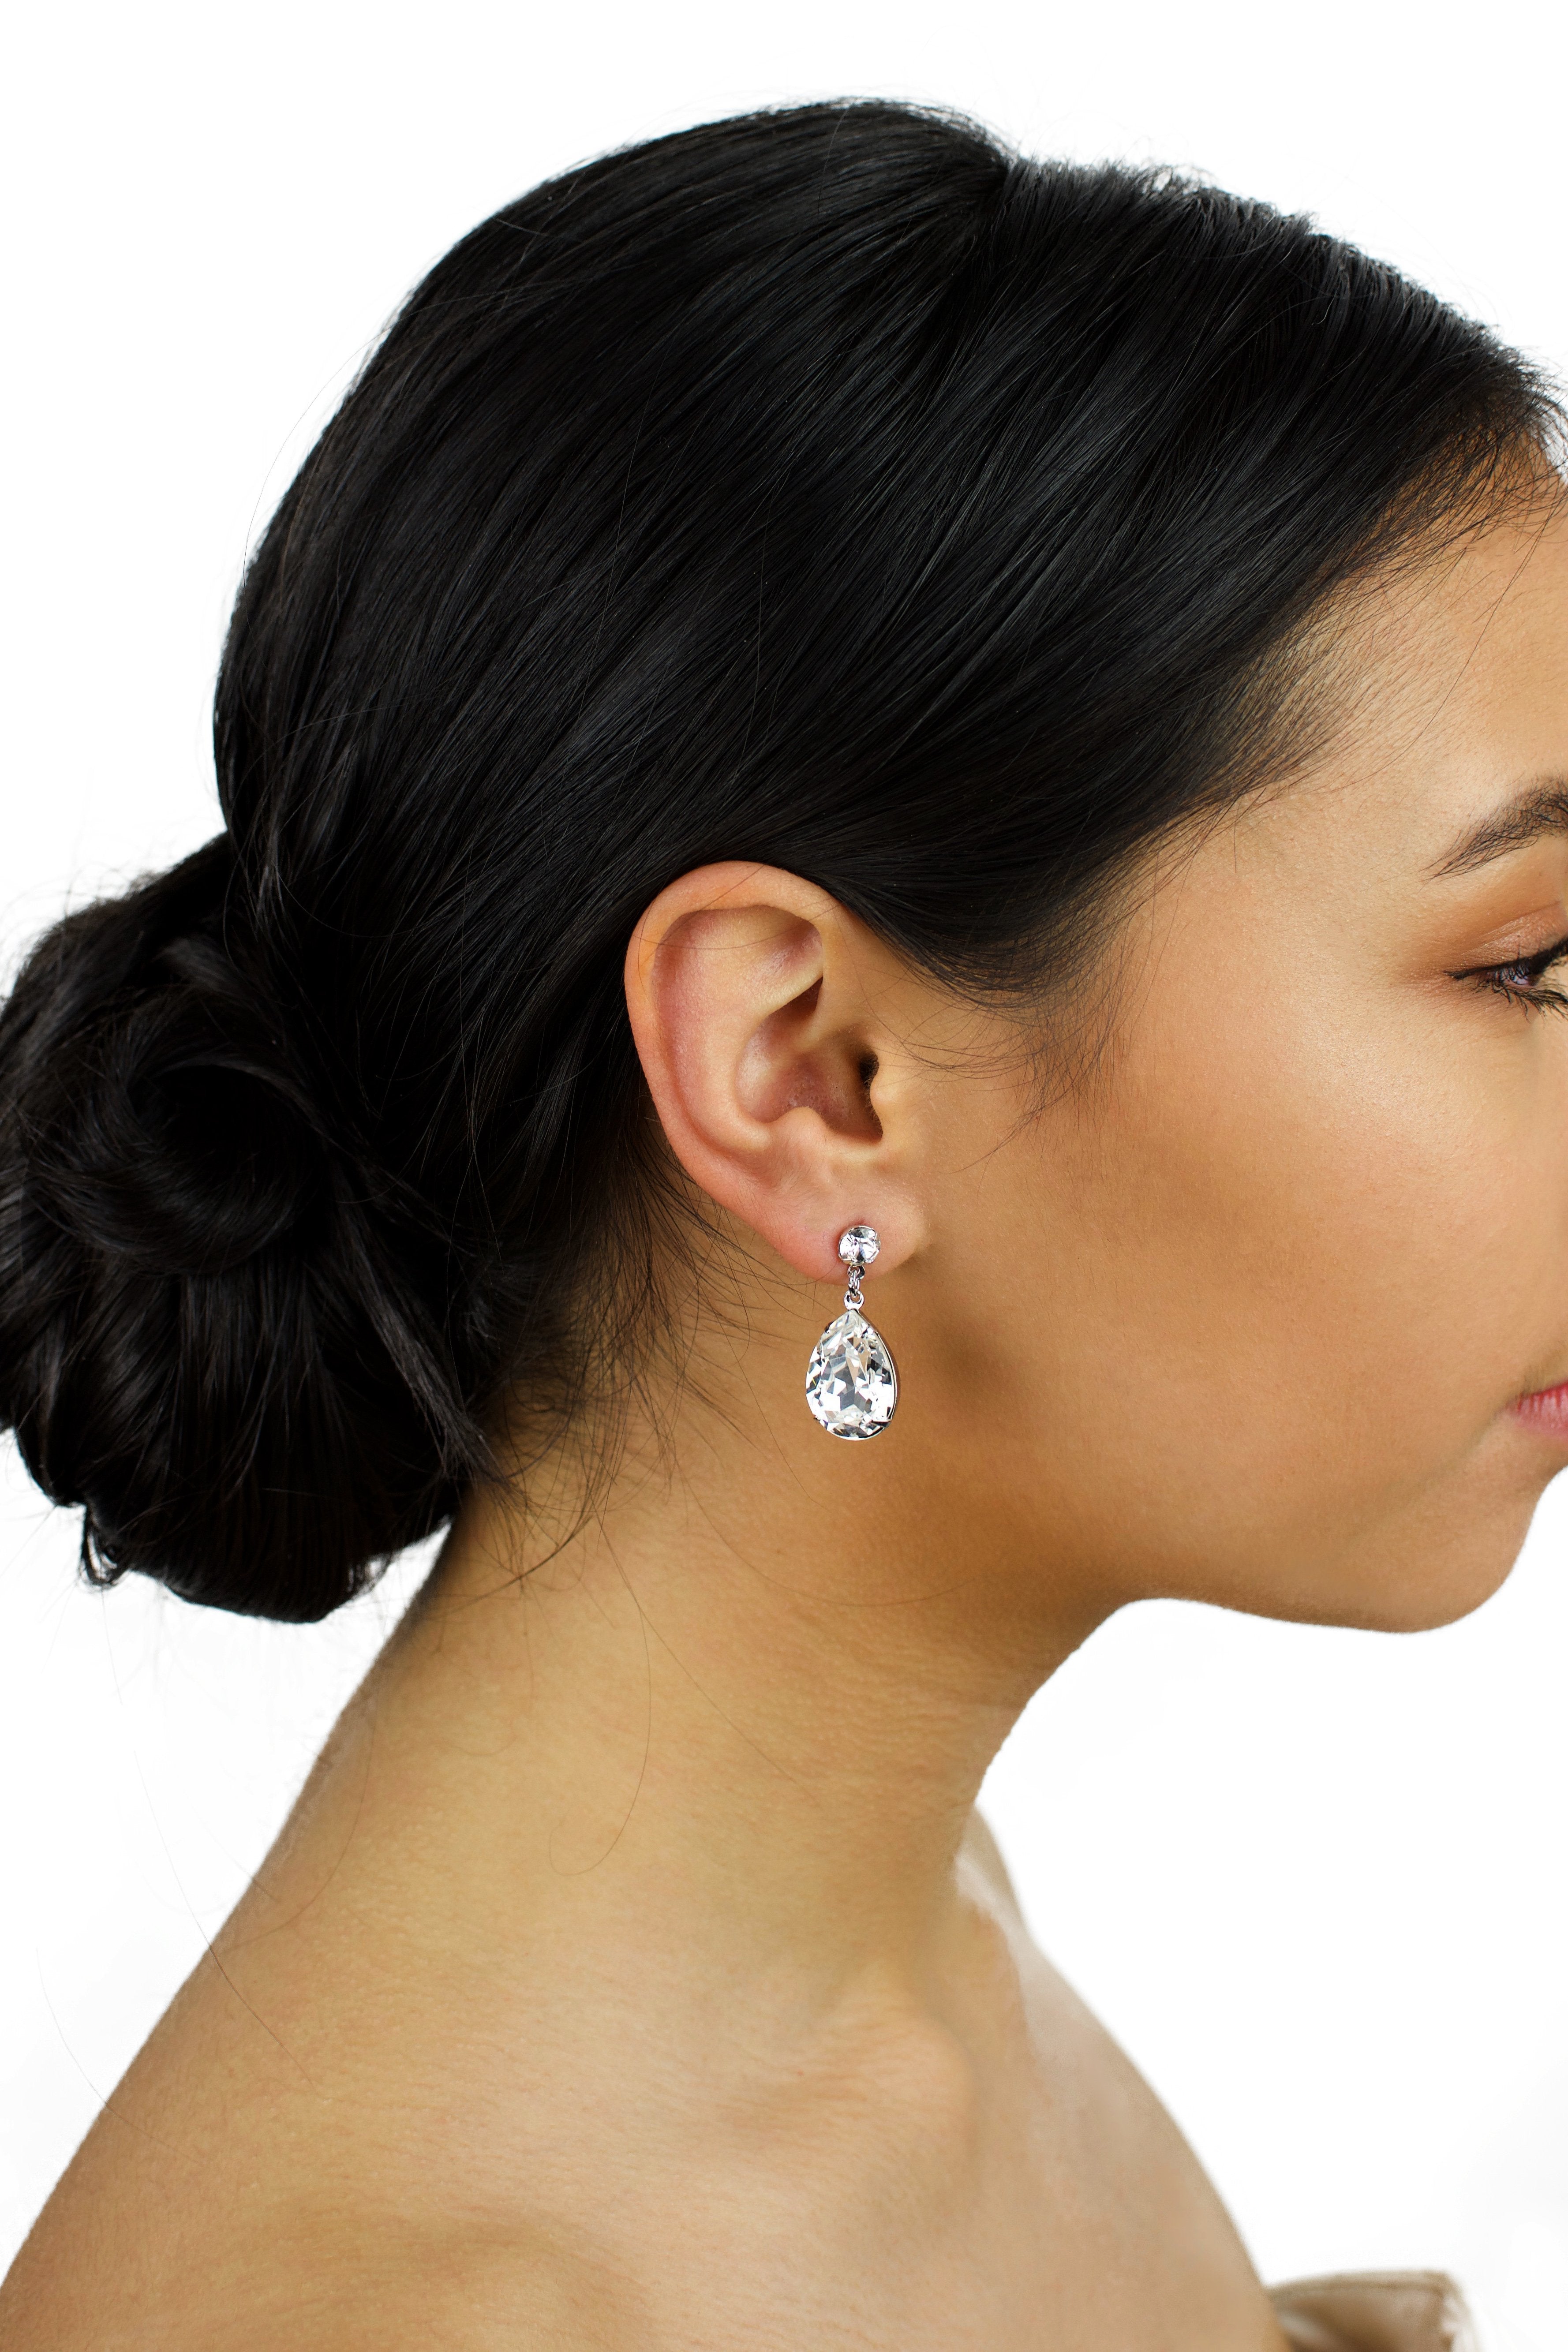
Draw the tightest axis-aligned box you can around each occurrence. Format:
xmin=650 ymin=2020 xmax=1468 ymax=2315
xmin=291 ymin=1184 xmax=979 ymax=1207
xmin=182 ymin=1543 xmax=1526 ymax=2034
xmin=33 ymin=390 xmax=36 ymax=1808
xmin=0 ymin=100 xmax=1559 ymax=1630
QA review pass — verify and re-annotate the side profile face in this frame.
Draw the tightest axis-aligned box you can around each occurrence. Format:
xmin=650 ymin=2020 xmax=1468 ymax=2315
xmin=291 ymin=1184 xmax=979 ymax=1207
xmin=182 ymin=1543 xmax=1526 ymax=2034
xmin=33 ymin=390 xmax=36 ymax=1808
xmin=628 ymin=491 xmax=1568 ymax=1649
xmin=912 ymin=494 xmax=1568 ymax=1634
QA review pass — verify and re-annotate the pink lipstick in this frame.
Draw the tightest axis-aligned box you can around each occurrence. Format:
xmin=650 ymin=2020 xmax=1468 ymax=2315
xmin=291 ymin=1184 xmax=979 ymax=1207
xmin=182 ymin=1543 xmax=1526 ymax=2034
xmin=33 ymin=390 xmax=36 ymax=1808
xmin=1512 ymin=1381 xmax=1568 ymax=1438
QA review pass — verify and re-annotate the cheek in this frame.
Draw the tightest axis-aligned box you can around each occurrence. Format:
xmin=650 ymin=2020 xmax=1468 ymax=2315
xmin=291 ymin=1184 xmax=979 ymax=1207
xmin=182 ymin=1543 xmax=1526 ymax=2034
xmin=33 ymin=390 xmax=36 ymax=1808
xmin=1156 ymin=1009 xmax=1543 ymax=1428
xmin=992 ymin=972 xmax=1568 ymax=1597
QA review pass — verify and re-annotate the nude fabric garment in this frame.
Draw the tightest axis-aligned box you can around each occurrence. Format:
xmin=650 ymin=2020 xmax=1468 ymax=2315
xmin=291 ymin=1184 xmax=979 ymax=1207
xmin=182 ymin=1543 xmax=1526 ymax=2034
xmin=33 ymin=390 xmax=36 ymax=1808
xmin=1268 ymin=2273 xmax=1478 ymax=2352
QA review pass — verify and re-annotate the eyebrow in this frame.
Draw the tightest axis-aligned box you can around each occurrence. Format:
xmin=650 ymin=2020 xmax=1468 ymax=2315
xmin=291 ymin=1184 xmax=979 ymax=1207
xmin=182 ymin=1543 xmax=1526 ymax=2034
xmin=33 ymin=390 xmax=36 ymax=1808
xmin=1430 ymin=779 xmax=1568 ymax=879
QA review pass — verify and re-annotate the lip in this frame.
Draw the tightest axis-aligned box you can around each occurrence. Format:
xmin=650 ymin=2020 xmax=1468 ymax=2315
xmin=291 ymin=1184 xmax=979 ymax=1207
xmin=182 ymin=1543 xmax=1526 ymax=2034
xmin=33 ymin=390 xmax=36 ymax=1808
xmin=1511 ymin=1380 xmax=1568 ymax=1439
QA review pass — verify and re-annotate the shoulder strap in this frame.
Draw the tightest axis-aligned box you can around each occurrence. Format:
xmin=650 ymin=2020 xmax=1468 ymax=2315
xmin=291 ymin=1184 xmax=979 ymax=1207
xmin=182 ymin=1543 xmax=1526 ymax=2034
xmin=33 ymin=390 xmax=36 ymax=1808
xmin=1269 ymin=2271 xmax=1478 ymax=2352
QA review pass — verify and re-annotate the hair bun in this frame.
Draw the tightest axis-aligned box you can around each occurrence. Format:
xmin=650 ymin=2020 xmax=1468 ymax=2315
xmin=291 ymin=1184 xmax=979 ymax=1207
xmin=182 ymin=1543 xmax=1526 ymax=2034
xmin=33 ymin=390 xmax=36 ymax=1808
xmin=0 ymin=838 xmax=469 ymax=1619
xmin=25 ymin=842 xmax=325 ymax=1279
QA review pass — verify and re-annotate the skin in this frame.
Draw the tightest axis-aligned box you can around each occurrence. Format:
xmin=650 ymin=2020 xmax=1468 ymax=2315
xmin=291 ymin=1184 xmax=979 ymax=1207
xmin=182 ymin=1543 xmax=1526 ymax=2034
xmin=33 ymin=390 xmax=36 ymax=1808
xmin=4 ymin=493 xmax=1568 ymax=2349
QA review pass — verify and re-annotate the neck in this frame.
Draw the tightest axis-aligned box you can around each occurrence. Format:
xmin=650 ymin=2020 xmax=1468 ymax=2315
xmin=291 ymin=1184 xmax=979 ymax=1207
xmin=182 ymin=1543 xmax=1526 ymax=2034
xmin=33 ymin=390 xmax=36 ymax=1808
xmin=341 ymin=1363 xmax=1102 ymax=2015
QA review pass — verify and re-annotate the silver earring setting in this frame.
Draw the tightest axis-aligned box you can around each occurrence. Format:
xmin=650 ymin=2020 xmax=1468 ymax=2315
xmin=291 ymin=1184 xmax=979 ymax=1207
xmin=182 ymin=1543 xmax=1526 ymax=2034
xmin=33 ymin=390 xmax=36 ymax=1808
xmin=805 ymin=1224 xmax=898 ymax=1440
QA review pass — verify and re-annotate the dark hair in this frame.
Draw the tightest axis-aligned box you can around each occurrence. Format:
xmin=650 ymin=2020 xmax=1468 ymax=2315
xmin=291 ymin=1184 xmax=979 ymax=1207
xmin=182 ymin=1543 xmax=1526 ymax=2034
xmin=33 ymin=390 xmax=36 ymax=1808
xmin=0 ymin=101 xmax=1556 ymax=1620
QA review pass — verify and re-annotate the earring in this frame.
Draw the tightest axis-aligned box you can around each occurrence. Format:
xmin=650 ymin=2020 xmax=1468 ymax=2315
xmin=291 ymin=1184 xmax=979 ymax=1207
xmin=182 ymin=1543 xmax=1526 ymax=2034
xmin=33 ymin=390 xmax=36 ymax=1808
xmin=805 ymin=1224 xmax=899 ymax=1440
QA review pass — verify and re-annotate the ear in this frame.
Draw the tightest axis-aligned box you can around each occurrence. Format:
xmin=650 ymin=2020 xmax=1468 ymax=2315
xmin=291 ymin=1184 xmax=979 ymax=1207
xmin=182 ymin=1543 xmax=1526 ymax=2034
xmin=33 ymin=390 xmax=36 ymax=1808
xmin=624 ymin=863 xmax=929 ymax=1283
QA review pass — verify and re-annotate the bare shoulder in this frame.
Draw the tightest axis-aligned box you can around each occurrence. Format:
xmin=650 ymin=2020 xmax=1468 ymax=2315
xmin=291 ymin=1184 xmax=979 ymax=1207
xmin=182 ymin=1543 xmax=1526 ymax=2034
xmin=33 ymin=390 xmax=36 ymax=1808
xmin=959 ymin=1806 xmax=1025 ymax=1915
xmin=960 ymin=1808 xmax=1136 ymax=2036
xmin=958 ymin=1808 xmax=1284 ymax=2346
xmin=959 ymin=1804 xmax=1170 ymax=2094
xmin=0 ymin=2116 xmax=601 ymax=2352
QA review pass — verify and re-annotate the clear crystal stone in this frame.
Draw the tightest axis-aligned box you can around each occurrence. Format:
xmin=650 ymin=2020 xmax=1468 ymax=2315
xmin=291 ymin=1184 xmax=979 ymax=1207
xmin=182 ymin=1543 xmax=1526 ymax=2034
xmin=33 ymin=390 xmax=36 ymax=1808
xmin=805 ymin=1309 xmax=898 ymax=1440
xmin=838 ymin=1223 xmax=880 ymax=1267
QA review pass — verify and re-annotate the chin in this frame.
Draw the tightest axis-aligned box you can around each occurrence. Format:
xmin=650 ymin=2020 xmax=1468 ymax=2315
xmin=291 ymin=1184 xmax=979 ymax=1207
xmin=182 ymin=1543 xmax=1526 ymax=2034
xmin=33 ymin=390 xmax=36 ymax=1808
xmin=1301 ymin=1488 xmax=1545 ymax=1635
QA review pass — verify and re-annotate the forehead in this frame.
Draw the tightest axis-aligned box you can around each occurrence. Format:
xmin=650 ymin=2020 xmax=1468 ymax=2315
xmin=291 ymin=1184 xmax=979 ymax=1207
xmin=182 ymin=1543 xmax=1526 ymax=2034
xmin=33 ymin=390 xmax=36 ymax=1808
xmin=1370 ymin=491 xmax=1563 ymax=737
xmin=1241 ymin=494 xmax=1568 ymax=879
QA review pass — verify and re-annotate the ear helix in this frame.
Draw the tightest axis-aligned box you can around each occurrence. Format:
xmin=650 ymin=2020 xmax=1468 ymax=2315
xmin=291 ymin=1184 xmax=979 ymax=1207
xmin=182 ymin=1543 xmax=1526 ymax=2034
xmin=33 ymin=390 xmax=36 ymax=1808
xmin=804 ymin=1224 xmax=899 ymax=1440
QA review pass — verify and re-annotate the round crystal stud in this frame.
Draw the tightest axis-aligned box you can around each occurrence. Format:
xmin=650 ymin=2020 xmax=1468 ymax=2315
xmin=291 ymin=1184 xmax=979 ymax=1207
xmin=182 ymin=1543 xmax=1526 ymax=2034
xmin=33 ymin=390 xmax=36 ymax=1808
xmin=837 ymin=1224 xmax=880 ymax=1268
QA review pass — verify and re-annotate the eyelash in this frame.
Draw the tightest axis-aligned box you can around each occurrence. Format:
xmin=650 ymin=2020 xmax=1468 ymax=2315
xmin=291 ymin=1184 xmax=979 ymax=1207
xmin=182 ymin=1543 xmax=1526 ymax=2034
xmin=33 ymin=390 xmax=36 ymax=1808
xmin=1458 ymin=932 xmax=1568 ymax=1015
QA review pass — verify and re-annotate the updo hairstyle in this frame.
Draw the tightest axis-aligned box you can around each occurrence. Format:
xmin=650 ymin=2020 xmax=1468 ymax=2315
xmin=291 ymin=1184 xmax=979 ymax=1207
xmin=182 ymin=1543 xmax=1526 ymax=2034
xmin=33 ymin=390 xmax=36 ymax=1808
xmin=0 ymin=102 xmax=1555 ymax=1618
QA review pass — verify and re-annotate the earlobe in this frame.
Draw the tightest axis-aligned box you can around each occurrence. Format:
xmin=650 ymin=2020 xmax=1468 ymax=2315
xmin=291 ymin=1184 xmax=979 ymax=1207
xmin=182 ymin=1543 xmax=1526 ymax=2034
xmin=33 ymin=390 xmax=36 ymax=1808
xmin=623 ymin=863 xmax=920 ymax=1282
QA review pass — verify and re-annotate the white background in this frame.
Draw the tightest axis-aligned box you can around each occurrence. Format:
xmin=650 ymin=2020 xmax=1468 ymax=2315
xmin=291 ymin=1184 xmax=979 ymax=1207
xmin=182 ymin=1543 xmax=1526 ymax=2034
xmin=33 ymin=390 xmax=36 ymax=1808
xmin=4 ymin=2 xmax=1568 ymax=2342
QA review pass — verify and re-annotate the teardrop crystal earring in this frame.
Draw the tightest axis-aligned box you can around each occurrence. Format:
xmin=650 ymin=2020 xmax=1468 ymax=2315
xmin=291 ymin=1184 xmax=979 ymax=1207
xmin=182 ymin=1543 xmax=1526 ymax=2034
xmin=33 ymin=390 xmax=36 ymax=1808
xmin=805 ymin=1224 xmax=899 ymax=1440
